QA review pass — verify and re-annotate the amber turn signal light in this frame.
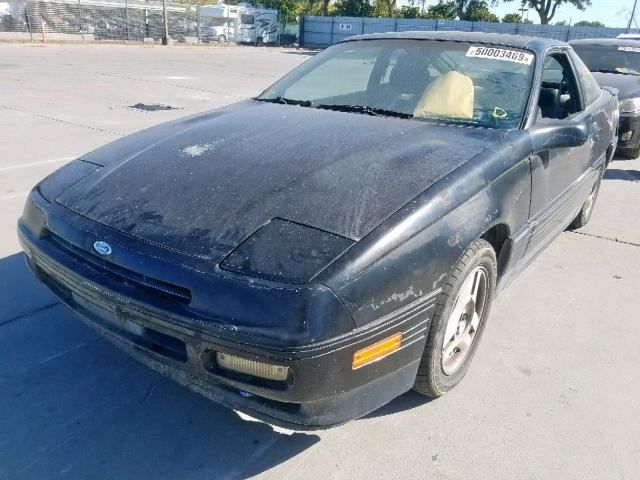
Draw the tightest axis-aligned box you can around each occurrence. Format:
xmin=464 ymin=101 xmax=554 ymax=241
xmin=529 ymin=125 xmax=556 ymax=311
xmin=352 ymin=333 xmax=403 ymax=369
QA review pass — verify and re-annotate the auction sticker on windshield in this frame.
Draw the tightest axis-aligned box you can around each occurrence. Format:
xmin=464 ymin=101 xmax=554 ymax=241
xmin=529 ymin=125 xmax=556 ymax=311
xmin=466 ymin=46 xmax=534 ymax=65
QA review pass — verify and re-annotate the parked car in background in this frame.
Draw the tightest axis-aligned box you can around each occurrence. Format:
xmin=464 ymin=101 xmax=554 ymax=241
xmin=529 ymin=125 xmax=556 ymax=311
xmin=18 ymin=32 xmax=617 ymax=429
xmin=571 ymin=38 xmax=640 ymax=158
xmin=617 ymin=33 xmax=640 ymax=40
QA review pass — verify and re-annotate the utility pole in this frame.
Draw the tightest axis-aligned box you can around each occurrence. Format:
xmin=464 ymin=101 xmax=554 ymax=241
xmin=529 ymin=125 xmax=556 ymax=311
xmin=628 ymin=0 xmax=638 ymax=33
xmin=518 ymin=5 xmax=528 ymax=22
xmin=125 ymin=0 xmax=129 ymax=41
xmin=162 ymin=0 xmax=171 ymax=45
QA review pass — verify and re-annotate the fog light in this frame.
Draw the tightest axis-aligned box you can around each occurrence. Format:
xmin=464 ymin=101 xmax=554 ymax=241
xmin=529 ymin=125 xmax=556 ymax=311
xmin=352 ymin=333 xmax=403 ymax=369
xmin=622 ymin=130 xmax=634 ymax=141
xmin=216 ymin=352 xmax=289 ymax=381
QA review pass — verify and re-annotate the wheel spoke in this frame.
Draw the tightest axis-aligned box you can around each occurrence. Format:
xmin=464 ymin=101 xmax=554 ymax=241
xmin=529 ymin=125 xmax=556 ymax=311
xmin=444 ymin=299 xmax=464 ymax=343
xmin=442 ymin=337 xmax=459 ymax=360
xmin=470 ymin=270 xmax=481 ymax=303
xmin=470 ymin=311 xmax=480 ymax=332
xmin=441 ymin=265 xmax=489 ymax=376
xmin=456 ymin=333 xmax=472 ymax=356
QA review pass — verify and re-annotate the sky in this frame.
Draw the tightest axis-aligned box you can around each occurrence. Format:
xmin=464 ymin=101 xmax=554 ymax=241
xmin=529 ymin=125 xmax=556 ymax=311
xmin=404 ymin=0 xmax=638 ymax=28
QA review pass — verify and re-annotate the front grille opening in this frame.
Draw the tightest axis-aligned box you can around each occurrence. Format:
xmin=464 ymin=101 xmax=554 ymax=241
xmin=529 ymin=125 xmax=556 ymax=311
xmin=138 ymin=326 xmax=188 ymax=363
xmin=48 ymin=233 xmax=192 ymax=305
xmin=27 ymin=251 xmax=188 ymax=364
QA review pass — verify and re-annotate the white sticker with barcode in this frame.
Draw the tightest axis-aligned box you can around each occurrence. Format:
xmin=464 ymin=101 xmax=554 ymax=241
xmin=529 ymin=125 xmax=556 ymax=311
xmin=466 ymin=46 xmax=534 ymax=65
xmin=618 ymin=46 xmax=640 ymax=53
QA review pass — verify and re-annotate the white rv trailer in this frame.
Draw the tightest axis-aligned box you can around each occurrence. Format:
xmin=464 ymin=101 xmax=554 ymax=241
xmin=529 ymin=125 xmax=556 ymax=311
xmin=199 ymin=3 xmax=279 ymax=45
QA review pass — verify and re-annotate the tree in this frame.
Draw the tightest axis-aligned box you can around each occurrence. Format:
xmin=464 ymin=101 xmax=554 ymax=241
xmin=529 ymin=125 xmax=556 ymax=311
xmin=574 ymin=20 xmax=605 ymax=26
xmin=455 ymin=0 xmax=468 ymax=18
xmin=333 ymin=0 xmax=374 ymax=16
xmin=502 ymin=12 xmax=522 ymax=22
xmin=398 ymin=5 xmax=423 ymax=17
xmin=462 ymin=0 xmax=499 ymax=21
xmin=372 ymin=0 xmax=389 ymax=16
xmin=554 ymin=19 xmax=568 ymax=25
xmin=502 ymin=12 xmax=532 ymax=23
xmin=380 ymin=0 xmax=397 ymax=16
xmin=507 ymin=0 xmax=591 ymax=24
xmin=425 ymin=0 xmax=457 ymax=19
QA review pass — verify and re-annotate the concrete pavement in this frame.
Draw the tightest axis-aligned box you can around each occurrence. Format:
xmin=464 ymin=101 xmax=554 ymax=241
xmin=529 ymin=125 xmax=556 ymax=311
xmin=1 ymin=43 xmax=639 ymax=480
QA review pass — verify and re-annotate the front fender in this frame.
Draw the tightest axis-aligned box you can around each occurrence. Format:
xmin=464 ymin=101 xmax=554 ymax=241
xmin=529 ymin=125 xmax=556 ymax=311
xmin=316 ymin=130 xmax=533 ymax=327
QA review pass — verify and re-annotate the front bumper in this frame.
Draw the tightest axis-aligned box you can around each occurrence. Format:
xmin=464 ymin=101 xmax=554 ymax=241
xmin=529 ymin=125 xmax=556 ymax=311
xmin=617 ymin=114 xmax=640 ymax=153
xmin=17 ymin=196 xmax=433 ymax=429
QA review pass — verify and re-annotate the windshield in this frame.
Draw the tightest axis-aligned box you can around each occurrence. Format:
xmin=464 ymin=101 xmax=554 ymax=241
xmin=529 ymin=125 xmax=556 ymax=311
xmin=257 ymin=39 xmax=536 ymax=129
xmin=572 ymin=44 xmax=640 ymax=76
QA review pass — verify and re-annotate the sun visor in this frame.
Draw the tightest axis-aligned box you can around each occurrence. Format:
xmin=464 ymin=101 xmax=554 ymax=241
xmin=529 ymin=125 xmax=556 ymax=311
xmin=414 ymin=71 xmax=474 ymax=120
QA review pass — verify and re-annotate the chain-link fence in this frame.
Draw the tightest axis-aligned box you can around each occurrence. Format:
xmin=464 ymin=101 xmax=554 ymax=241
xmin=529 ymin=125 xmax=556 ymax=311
xmin=0 ymin=0 xmax=291 ymax=44
xmin=300 ymin=15 xmax=633 ymax=48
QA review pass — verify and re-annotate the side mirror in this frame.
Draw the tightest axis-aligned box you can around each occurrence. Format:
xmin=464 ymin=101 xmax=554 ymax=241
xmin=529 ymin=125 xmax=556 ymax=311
xmin=527 ymin=115 xmax=592 ymax=152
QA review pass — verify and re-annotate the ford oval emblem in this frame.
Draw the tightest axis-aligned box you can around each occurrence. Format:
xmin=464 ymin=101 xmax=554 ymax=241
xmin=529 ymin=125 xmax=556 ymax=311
xmin=93 ymin=241 xmax=112 ymax=256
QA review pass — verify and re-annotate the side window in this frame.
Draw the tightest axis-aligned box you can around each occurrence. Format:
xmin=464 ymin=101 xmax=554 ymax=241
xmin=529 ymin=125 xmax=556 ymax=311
xmin=571 ymin=52 xmax=602 ymax=106
xmin=240 ymin=14 xmax=254 ymax=25
xmin=538 ymin=54 xmax=582 ymax=120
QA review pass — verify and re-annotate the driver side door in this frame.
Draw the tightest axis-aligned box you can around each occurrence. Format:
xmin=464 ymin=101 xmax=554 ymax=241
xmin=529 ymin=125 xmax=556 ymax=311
xmin=523 ymin=50 xmax=597 ymax=263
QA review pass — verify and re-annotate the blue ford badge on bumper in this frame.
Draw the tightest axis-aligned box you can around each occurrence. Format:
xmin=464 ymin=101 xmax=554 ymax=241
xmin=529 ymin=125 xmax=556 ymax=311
xmin=93 ymin=241 xmax=112 ymax=256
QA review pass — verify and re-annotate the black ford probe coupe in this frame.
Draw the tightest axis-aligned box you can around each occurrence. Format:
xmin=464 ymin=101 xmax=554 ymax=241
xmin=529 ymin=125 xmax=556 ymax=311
xmin=18 ymin=32 xmax=617 ymax=429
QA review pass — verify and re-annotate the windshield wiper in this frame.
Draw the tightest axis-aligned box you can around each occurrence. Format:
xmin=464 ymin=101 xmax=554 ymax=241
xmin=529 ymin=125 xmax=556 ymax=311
xmin=315 ymin=104 xmax=413 ymax=119
xmin=255 ymin=96 xmax=312 ymax=107
xmin=592 ymin=68 xmax=639 ymax=76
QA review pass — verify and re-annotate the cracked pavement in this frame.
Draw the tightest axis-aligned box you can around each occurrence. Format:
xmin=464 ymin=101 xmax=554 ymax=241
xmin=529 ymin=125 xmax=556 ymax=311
xmin=1 ymin=43 xmax=639 ymax=480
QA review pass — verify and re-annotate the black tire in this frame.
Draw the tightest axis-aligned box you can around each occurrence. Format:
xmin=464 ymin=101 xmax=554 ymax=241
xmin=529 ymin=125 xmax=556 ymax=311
xmin=255 ymin=36 xmax=264 ymax=47
xmin=217 ymin=35 xmax=227 ymax=43
xmin=567 ymin=166 xmax=604 ymax=230
xmin=413 ymin=239 xmax=497 ymax=398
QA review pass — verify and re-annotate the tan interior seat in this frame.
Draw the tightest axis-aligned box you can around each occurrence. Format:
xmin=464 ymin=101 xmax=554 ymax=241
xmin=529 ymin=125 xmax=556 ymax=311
xmin=413 ymin=71 xmax=474 ymax=120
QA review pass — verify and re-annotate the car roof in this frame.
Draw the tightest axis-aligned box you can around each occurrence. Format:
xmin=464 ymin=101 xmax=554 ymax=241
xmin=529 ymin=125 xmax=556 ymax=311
xmin=570 ymin=37 xmax=640 ymax=47
xmin=340 ymin=31 xmax=567 ymax=54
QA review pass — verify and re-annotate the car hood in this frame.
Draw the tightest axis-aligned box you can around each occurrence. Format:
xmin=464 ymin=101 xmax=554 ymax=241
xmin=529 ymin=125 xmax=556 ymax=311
xmin=592 ymin=72 xmax=640 ymax=99
xmin=56 ymin=101 xmax=508 ymax=262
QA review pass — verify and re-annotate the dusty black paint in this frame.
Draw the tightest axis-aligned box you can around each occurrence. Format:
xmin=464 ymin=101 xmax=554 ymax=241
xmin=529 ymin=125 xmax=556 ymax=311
xmin=18 ymin=32 xmax=618 ymax=429
xmin=220 ymin=218 xmax=354 ymax=284
xmin=55 ymin=101 xmax=507 ymax=260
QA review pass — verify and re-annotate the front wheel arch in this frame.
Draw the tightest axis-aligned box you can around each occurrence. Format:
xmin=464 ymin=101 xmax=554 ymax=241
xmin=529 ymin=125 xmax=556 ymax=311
xmin=413 ymin=238 xmax=498 ymax=397
xmin=480 ymin=222 xmax=511 ymax=281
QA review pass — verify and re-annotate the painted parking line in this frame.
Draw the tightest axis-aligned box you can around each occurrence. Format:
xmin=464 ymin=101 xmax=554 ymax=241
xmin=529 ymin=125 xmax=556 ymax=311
xmin=0 ymin=157 xmax=76 ymax=172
